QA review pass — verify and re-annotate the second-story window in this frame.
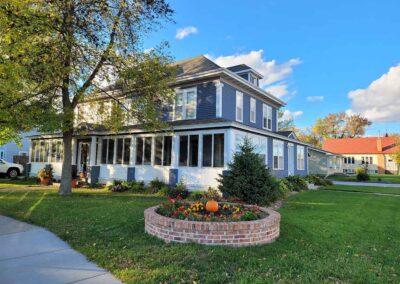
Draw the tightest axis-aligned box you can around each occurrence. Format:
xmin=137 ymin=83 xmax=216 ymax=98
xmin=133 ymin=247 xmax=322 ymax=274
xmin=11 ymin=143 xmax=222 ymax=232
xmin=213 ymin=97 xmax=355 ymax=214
xmin=250 ymin=98 xmax=256 ymax=123
xmin=174 ymin=88 xmax=197 ymax=120
xmin=236 ymin=91 xmax=243 ymax=122
xmin=263 ymin=104 xmax=272 ymax=130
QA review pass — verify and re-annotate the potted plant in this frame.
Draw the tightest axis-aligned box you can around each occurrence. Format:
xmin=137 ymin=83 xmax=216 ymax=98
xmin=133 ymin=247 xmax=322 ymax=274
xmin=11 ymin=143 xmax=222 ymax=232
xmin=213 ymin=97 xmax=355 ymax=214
xmin=71 ymin=167 xmax=79 ymax=188
xmin=37 ymin=166 xmax=54 ymax=185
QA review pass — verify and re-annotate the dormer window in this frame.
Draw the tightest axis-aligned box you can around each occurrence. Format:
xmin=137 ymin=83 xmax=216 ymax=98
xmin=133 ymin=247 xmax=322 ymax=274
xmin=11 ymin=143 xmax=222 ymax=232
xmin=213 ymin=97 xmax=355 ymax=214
xmin=250 ymin=75 xmax=258 ymax=86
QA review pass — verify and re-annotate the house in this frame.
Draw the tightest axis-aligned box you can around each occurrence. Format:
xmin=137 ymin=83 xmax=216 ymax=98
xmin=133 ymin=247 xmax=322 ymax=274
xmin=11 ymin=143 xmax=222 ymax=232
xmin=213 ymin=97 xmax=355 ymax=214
xmin=28 ymin=55 xmax=317 ymax=189
xmin=0 ymin=131 xmax=36 ymax=163
xmin=322 ymin=136 xmax=399 ymax=174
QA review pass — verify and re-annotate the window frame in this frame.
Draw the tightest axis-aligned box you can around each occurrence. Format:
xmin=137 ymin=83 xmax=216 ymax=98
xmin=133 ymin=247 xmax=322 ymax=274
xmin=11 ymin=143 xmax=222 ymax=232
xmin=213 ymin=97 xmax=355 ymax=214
xmin=202 ymin=133 xmax=225 ymax=168
xmin=179 ymin=134 xmax=199 ymax=167
xmin=250 ymin=97 xmax=256 ymax=123
xmin=236 ymin=91 xmax=243 ymax=122
xmin=263 ymin=104 xmax=273 ymax=130
xmin=273 ymin=140 xmax=284 ymax=170
xmin=174 ymin=87 xmax=197 ymax=120
xmin=297 ymin=145 xmax=305 ymax=170
xmin=154 ymin=136 xmax=172 ymax=167
xmin=116 ymin=137 xmax=131 ymax=165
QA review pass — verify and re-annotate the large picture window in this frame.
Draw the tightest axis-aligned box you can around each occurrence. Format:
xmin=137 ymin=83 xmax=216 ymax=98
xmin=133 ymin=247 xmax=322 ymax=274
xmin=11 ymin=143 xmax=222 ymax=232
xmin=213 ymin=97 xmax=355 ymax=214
xmin=297 ymin=146 xmax=305 ymax=170
xmin=116 ymin=138 xmax=131 ymax=165
xmin=273 ymin=140 xmax=284 ymax=170
xmin=154 ymin=136 xmax=172 ymax=166
xmin=101 ymin=138 xmax=115 ymax=164
xmin=202 ymin=133 xmax=224 ymax=167
xmin=31 ymin=140 xmax=63 ymax=163
xmin=136 ymin=137 xmax=152 ymax=165
xmin=179 ymin=135 xmax=199 ymax=167
xmin=263 ymin=104 xmax=272 ymax=130
xmin=174 ymin=88 xmax=197 ymax=120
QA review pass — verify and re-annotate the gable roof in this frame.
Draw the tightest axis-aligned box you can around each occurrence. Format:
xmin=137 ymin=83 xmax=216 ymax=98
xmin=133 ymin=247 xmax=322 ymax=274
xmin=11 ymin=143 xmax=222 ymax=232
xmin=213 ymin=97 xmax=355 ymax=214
xmin=173 ymin=55 xmax=221 ymax=77
xmin=322 ymin=137 xmax=399 ymax=154
xmin=277 ymin=131 xmax=297 ymax=139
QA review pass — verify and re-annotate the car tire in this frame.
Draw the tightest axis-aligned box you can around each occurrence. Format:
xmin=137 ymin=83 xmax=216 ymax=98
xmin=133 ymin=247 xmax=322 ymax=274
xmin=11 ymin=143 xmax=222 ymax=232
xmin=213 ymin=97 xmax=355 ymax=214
xmin=7 ymin=168 xmax=20 ymax=178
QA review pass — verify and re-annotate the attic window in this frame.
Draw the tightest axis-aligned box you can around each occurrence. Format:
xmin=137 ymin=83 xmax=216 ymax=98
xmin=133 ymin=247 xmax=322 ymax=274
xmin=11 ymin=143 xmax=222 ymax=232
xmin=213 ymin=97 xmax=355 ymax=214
xmin=250 ymin=75 xmax=258 ymax=86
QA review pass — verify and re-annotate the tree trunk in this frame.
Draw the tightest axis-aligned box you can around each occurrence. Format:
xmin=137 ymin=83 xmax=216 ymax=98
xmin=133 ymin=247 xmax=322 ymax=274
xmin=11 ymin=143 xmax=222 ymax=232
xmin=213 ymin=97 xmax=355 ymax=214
xmin=59 ymin=129 xmax=73 ymax=195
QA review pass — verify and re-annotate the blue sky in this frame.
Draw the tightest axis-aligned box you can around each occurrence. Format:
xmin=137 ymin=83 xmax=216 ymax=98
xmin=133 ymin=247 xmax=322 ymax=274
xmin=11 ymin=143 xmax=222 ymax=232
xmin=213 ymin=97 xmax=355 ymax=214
xmin=144 ymin=0 xmax=400 ymax=135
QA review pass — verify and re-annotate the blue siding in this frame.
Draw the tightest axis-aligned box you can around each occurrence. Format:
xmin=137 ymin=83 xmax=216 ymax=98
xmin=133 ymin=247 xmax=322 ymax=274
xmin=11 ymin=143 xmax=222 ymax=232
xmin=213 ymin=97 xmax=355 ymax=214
xmin=0 ymin=131 xmax=36 ymax=162
xmin=197 ymin=82 xmax=216 ymax=119
xmin=266 ymin=138 xmax=308 ymax=178
xmin=222 ymin=82 xmax=278 ymax=132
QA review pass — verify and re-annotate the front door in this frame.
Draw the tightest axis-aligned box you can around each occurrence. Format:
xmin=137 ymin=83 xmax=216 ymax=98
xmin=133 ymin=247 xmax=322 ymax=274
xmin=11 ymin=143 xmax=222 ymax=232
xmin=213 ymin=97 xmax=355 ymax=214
xmin=78 ymin=142 xmax=90 ymax=174
xmin=288 ymin=144 xmax=294 ymax=176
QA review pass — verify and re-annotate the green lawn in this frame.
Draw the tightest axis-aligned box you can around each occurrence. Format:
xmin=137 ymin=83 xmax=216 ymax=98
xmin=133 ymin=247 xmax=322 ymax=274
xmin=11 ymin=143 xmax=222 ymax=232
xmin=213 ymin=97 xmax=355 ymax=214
xmin=328 ymin=174 xmax=400 ymax=184
xmin=0 ymin=178 xmax=45 ymax=188
xmin=0 ymin=189 xmax=399 ymax=283
xmin=322 ymin=184 xmax=400 ymax=195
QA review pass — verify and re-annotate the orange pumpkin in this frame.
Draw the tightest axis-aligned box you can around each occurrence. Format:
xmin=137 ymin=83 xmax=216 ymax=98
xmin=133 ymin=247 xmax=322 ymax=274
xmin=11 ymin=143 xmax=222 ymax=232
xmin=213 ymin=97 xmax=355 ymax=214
xmin=206 ymin=200 xmax=219 ymax=213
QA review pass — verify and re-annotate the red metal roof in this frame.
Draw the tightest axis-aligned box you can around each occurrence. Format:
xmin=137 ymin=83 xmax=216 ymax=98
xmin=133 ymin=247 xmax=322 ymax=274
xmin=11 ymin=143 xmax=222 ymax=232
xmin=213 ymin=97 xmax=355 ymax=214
xmin=322 ymin=137 xmax=399 ymax=154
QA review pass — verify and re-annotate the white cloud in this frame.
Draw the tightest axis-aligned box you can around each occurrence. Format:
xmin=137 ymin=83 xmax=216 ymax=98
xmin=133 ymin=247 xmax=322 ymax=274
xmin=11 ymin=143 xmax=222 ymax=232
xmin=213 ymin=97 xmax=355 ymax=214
xmin=206 ymin=50 xmax=300 ymax=98
xmin=175 ymin=26 xmax=198 ymax=40
xmin=307 ymin=96 xmax=324 ymax=102
xmin=279 ymin=109 xmax=303 ymax=122
xmin=347 ymin=64 xmax=400 ymax=123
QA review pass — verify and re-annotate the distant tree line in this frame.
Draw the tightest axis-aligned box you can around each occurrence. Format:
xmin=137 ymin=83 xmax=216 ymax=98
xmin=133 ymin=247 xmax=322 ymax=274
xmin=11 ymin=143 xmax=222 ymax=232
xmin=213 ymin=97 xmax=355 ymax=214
xmin=278 ymin=111 xmax=372 ymax=148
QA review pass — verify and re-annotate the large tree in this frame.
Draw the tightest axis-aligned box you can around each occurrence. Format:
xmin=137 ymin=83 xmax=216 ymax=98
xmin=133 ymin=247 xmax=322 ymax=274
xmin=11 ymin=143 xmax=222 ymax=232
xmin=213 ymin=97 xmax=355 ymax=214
xmin=0 ymin=0 xmax=176 ymax=195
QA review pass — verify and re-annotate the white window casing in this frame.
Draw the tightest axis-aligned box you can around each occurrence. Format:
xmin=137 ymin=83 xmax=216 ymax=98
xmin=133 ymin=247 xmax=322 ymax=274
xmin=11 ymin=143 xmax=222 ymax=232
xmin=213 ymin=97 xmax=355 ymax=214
xmin=273 ymin=140 xmax=284 ymax=170
xmin=174 ymin=87 xmax=197 ymax=120
xmin=263 ymin=104 xmax=272 ymax=130
xmin=214 ymin=81 xmax=224 ymax=118
xmin=297 ymin=145 xmax=305 ymax=170
xmin=250 ymin=97 xmax=256 ymax=123
xmin=236 ymin=91 xmax=243 ymax=122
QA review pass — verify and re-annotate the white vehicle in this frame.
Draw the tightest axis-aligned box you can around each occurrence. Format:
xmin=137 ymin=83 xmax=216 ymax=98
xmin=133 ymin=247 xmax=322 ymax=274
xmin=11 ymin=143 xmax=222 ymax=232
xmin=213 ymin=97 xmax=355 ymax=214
xmin=0 ymin=159 xmax=24 ymax=178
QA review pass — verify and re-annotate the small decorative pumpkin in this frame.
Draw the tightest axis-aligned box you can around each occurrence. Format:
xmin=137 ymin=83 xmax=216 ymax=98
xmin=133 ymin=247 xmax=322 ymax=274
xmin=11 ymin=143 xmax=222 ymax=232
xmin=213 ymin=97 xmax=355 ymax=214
xmin=206 ymin=200 xmax=219 ymax=213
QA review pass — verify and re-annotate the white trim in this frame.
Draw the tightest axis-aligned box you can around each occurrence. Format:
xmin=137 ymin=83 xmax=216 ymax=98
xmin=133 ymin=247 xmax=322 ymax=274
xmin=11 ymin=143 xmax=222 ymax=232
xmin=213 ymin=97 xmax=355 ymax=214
xmin=273 ymin=140 xmax=284 ymax=170
xmin=214 ymin=81 xmax=224 ymax=118
xmin=250 ymin=97 xmax=256 ymax=123
xmin=296 ymin=145 xmax=305 ymax=170
xmin=235 ymin=91 xmax=243 ymax=122
xmin=174 ymin=87 xmax=197 ymax=121
xmin=263 ymin=104 xmax=272 ymax=130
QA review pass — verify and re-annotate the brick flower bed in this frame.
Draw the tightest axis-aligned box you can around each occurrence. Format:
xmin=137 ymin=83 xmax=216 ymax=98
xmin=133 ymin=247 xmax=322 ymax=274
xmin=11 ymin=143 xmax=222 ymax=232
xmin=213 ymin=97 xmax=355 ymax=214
xmin=144 ymin=204 xmax=281 ymax=247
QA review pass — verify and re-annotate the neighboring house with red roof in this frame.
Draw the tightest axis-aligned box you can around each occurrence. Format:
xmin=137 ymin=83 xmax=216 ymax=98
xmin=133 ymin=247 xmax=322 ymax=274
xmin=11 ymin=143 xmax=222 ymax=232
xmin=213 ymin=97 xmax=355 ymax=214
xmin=322 ymin=136 xmax=399 ymax=174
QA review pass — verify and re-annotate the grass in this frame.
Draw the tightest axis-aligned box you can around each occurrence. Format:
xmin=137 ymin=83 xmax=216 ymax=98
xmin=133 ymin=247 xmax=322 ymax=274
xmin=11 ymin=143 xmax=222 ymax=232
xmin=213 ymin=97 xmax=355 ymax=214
xmin=322 ymin=184 xmax=400 ymax=195
xmin=0 ymin=178 xmax=44 ymax=188
xmin=327 ymin=174 xmax=400 ymax=183
xmin=0 ymin=189 xmax=399 ymax=283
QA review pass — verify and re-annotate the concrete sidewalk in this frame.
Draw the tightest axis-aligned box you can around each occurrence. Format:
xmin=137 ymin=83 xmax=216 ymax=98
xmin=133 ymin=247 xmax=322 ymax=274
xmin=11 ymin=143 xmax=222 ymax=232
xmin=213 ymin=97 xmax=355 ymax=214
xmin=0 ymin=215 xmax=122 ymax=284
xmin=332 ymin=181 xmax=400 ymax=188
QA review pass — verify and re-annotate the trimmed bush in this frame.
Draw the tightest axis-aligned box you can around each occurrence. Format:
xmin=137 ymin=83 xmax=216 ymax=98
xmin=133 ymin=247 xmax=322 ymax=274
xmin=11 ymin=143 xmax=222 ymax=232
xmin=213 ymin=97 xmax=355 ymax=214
xmin=305 ymin=174 xmax=333 ymax=186
xmin=355 ymin=167 xmax=370 ymax=181
xmin=217 ymin=137 xmax=281 ymax=206
xmin=284 ymin=175 xmax=308 ymax=191
xmin=147 ymin=178 xmax=167 ymax=194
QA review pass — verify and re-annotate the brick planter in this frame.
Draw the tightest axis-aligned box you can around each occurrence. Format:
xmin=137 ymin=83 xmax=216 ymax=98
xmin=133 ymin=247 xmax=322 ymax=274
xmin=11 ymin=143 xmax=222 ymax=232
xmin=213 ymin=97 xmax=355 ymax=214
xmin=144 ymin=204 xmax=280 ymax=247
